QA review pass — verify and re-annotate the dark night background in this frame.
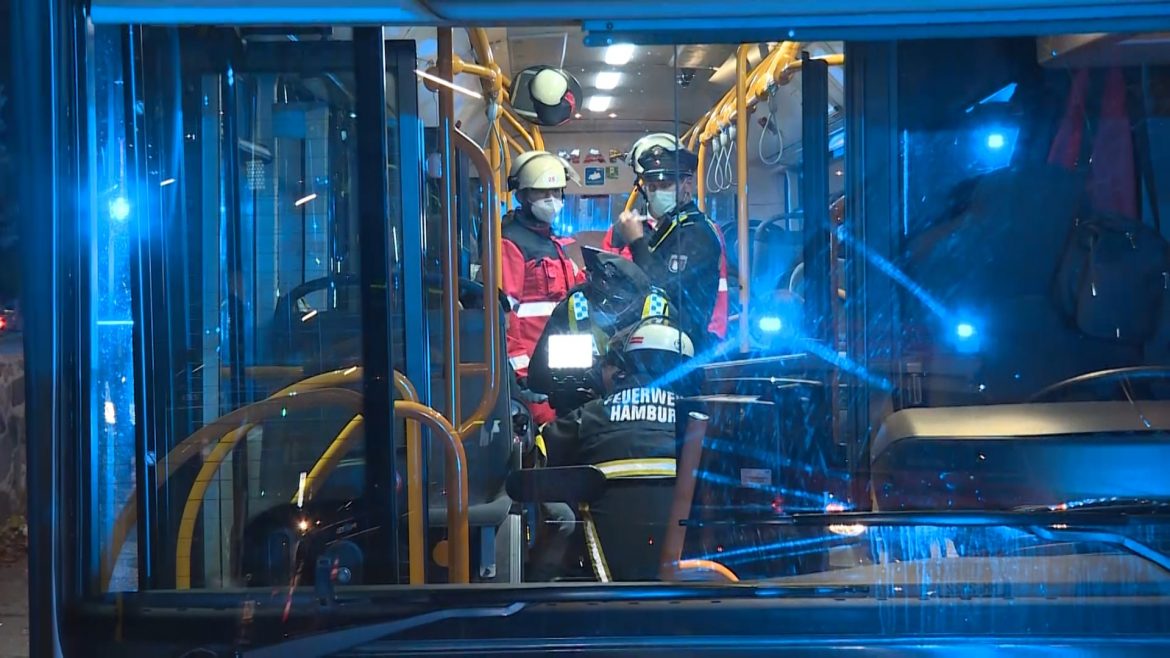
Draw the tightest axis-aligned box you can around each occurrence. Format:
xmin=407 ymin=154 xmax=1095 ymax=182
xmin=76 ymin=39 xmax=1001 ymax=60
xmin=0 ymin=0 xmax=18 ymax=303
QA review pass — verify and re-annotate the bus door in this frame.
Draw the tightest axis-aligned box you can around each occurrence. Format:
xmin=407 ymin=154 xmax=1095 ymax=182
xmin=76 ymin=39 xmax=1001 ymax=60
xmin=86 ymin=27 xmax=426 ymax=591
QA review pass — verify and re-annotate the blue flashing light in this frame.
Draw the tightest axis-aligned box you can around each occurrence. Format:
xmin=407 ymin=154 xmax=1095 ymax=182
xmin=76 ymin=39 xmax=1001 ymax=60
xmin=758 ymin=315 xmax=783 ymax=333
xmin=955 ymin=322 xmax=976 ymax=339
xmin=109 ymin=196 xmax=131 ymax=222
xmin=985 ymin=132 xmax=1006 ymax=150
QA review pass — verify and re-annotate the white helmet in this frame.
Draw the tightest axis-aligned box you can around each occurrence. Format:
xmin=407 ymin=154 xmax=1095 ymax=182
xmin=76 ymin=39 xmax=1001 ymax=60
xmin=512 ymin=66 xmax=583 ymax=127
xmin=507 ymin=150 xmax=580 ymax=192
xmin=624 ymin=321 xmax=695 ymax=358
xmin=625 ymin=133 xmax=682 ymax=176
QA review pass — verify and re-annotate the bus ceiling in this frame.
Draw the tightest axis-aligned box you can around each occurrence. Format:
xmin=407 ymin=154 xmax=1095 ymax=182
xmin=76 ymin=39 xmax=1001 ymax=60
xmin=89 ymin=0 xmax=1170 ymax=40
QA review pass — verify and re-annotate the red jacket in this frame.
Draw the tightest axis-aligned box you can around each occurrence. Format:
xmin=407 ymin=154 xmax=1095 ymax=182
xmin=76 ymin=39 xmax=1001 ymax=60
xmin=602 ymin=218 xmax=729 ymax=339
xmin=502 ymin=211 xmax=585 ymax=422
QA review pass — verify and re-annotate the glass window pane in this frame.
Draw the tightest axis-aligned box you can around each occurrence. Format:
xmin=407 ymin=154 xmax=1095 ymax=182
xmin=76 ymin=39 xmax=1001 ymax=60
xmin=92 ymin=28 xmax=379 ymax=591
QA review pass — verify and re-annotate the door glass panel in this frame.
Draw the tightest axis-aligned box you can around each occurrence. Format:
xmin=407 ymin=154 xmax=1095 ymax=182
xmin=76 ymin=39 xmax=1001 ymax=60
xmin=90 ymin=27 xmax=409 ymax=591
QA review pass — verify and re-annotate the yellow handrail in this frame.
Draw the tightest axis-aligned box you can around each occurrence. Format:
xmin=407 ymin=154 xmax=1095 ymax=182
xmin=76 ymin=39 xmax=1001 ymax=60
xmin=170 ymin=386 xmax=365 ymax=585
xmin=102 ymin=367 xmax=425 ymax=591
xmin=699 ymin=44 xmax=791 ymax=143
xmin=103 ymin=369 xmax=360 ymax=590
xmin=393 ymin=371 xmax=426 ymax=585
xmin=677 ymin=559 xmax=740 ymax=582
xmin=395 ymin=401 xmax=471 ymax=583
xmin=452 ymin=128 xmax=503 ymax=440
xmin=735 ymin=44 xmax=751 ymax=354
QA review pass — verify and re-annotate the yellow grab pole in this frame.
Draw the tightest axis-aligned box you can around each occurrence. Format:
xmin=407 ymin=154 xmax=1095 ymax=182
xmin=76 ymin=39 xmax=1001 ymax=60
xmin=624 ymin=187 xmax=638 ymax=213
xmin=501 ymin=139 xmax=513 ymax=213
xmin=284 ymin=370 xmax=427 ymax=583
xmin=735 ymin=44 xmax=751 ymax=354
xmin=394 ymin=371 xmax=427 ymax=585
xmin=453 ymin=128 xmax=503 ymax=439
xmin=500 ymin=108 xmax=538 ymax=151
xmin=696 ymin=141 xmax=707 ymax=212
xmin=395 ymin=401 xmax=470 ymax=583
xmin=501 ymin=130 xmax=526 ymax=157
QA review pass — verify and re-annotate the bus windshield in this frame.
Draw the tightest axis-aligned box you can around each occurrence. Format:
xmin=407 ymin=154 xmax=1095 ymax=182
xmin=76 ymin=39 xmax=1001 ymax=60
xmin=23 ymin=10 xmax=1170 ymax=655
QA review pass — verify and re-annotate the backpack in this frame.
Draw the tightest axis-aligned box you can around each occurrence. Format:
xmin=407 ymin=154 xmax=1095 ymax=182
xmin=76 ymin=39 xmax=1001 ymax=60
xmin=1054 ymin=213 xmax=1170 ymax=344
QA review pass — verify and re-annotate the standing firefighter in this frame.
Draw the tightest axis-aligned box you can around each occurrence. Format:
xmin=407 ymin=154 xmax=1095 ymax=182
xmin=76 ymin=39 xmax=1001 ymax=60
xmin=502 ymin=150 xmax=586 ymax=425
xmin=615 ymin=133 xmax=729 ymax=349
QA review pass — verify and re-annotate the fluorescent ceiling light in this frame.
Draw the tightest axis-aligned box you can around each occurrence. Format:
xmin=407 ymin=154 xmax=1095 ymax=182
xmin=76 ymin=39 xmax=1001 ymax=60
xmin=604 ymin=43 xmax=635 ymax=66
xmin=586 ymin=95 xmax=612 ymax=112
xmin=414 ymin=69 xmax=483 ymax=100
xmin=294 ymin=193 xmax=318 ymax=207
xmin=595 ymin=71 xmax=622 ymax=90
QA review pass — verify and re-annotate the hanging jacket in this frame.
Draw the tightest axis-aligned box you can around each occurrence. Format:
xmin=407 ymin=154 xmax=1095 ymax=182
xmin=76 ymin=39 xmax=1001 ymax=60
xmin=628 ymin=201 xmax=729 ymax=347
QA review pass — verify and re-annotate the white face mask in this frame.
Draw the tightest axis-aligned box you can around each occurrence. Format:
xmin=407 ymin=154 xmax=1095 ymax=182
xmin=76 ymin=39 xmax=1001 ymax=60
xmin=647 ymin=188 xmax=678 ymax=219
xmin=529 ymin=196 xmax=563 ymax=223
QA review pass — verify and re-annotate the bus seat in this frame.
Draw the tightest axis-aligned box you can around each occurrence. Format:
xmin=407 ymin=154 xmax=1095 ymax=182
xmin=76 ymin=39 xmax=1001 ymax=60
xmin=870 ymin=401 xmax=1170 ymax=511
xmin=504 ymin=465 xmax=675 ymax=582
xmin=425 ymin=305 xmax=516 ymax=529
xmin=751 ymin=220 xmax=803 ymax=299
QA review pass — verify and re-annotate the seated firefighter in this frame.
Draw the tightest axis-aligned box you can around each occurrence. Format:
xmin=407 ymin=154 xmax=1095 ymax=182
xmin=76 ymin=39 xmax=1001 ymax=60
xmin=535 ymin=318 xmax=697 ymax=581
xmin=527 ymin=245 xmax=676 ymax=417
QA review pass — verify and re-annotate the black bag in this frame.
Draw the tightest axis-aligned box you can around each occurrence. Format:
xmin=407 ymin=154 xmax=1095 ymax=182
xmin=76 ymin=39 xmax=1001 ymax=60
xmin=1054 ymin=213 xmax=1170 ymax=344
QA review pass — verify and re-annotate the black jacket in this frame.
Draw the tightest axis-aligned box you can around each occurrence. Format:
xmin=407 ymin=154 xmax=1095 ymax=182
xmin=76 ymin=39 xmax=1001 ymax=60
xmin=628 ymin=201 xmax=722 ymax=350
xmin=542 ymin=375 xmax=678 ymax=469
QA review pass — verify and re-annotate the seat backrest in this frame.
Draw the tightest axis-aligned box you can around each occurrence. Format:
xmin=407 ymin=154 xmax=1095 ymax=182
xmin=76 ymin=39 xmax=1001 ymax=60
xmin=870 ymin=402 xmax=1170 ymax=510
xmin=751 ymin=222 xmax=803 ymax=298
xmin=587 ymin=478 xmax=676 ymax=582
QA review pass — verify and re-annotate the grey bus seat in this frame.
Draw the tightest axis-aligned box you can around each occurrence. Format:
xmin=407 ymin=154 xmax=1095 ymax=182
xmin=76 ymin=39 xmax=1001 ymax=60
xmin=425 ymin=306 xmax=516 ymax=529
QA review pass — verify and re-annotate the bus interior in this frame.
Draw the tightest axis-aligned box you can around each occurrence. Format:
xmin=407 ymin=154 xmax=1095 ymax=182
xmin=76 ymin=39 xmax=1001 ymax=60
xmin=16 ymin=5 xmax=1170 ymax=654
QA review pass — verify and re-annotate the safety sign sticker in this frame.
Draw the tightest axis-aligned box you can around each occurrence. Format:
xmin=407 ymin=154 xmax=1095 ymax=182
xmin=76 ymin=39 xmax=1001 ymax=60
xmin=605 ymin=165 xmax=620 ymax=179
xmin=740 ymin=468 xmax=773 ymax=487
xmin=584 ymin=167 xmax=605 ymax=186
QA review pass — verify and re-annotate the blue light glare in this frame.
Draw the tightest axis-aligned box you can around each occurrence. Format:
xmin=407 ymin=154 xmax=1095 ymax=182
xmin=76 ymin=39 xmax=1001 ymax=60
xmin=758 ymin=315 xmax=783 ymax=333
xmin=986 ymin=132 xmax=1006 ymax=150
xmin=955 ymin=322 xmax=976 ymax=339
xmin=109 ymin=196 xmax=131 ymax=221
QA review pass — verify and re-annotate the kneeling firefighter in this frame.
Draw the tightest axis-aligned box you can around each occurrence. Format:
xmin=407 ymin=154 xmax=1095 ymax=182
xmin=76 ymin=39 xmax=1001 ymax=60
xmin=535 ymin=318 xmax=698 ymax=581
xmin=527 ymin=245 xmax=676 ymax=416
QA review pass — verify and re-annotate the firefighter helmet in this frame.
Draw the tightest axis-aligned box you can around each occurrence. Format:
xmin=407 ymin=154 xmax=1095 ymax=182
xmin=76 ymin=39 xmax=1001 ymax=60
xmin=623 ymin=320 xmax=694 ymax=358
xmin=507 ymin=151 xmax=579 ymax=192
